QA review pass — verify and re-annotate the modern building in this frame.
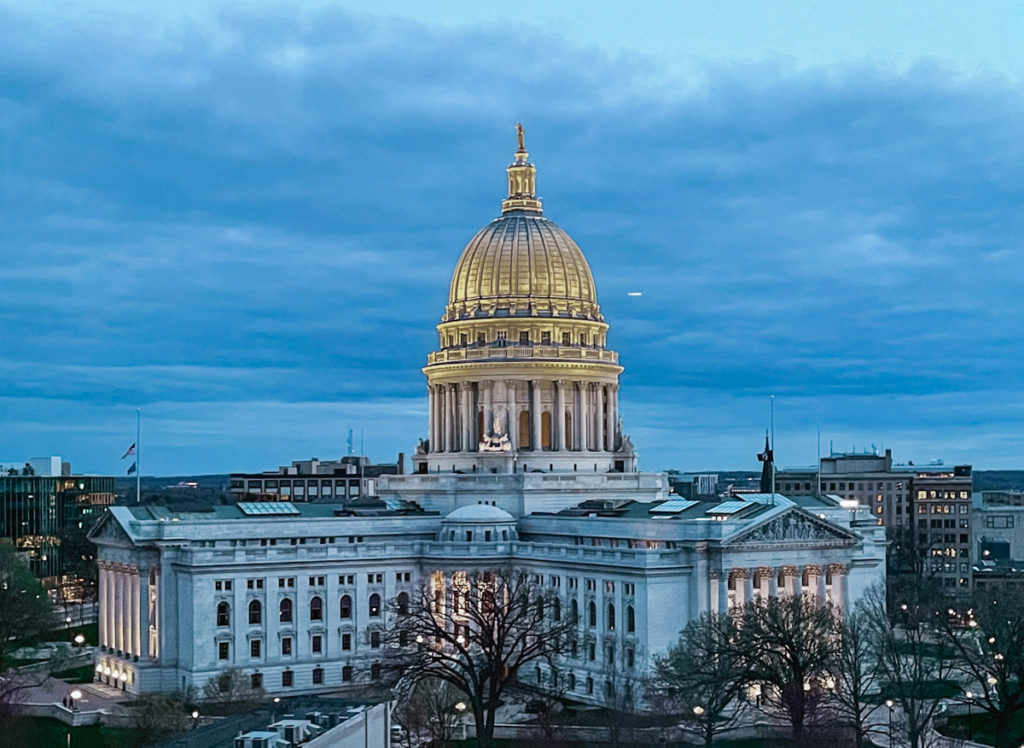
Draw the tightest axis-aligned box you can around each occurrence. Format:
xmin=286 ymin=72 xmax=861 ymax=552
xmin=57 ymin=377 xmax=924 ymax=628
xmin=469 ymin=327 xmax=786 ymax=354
xmin=0 ymin=456 xmax=113 ymax=585
xmin=979 ymin=490 xmax=1024 ymax=507
xmin=229 ymin=456 xmax=404 ymax=503
xmin=972 ymin=503 xmax=1024 ymax=590
xmin=90 ymin=132 xmax=886 ymax=701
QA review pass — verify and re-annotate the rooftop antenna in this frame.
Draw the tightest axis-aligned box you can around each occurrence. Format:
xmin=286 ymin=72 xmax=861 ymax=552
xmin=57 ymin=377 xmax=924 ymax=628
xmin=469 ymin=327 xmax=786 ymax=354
xmin=816 ymin=424 xmax=821 ymax=496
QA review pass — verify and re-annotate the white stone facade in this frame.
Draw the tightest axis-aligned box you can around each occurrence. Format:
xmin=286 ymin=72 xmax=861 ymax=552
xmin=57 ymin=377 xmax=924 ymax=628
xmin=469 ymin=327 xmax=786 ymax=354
xmin=90 ymin=483 xmax=886 ymax=701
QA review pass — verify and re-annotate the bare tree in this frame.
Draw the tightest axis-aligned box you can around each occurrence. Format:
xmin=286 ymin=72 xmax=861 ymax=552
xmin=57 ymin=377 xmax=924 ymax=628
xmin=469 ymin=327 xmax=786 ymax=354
xmin=739 ymin=594 xmax=839 ymax=744
xmin=595 ymin=643 xmax=647 ymax=748
xmin=937 ymin=582 xmax=1024 ymax=748
xmin=872 ymin=596 xmax=958 ymax=748
xmin=383 ymin=568 xmax=574 ymax=748
xmin=392 ymin=677 xmax=464 ymax=748
xmin=653 ymin=611 xmax=747 ymax=747
xmin=201 ymin=667 xmax=263 ymax=714
xmin=129 ymin=692 xmax=192 ymax=745
xmin=831 ymin=589 xmax=886 ymax=748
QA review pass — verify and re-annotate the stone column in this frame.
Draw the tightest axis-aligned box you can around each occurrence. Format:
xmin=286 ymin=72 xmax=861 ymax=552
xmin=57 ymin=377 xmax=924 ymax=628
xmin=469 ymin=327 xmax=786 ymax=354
xmin=595 ymin=384 xmax=605 ymax=452
xmin=506 ymin=380 xmax=517 ymax=449
xmin=554 ymin=381 xmax=566 ymax=451
xmin=793 ymin=566 xmax=804 ymax=597
xmin=461 ymin=384 xmax=472 ymax=451
xmin=530 ymin=381 xmax=542 ymax=451
xmin=138 ymin=571 xmax=150 ymax=659
xmin=769 ymin=567 xmax=779 ymax=597
xmin=116 ymin=569 xmax=124 ymax=651
xmin=709 ymin=571 xmax=721 ymax=616
xmin=428 ymin=386 xmax=436 ymax=452
xmin=718 ymin=569 xmax=730 ymax=614
xmin=445 ymin=384 xmax=456 ymax=452
xmin=605 ymin=384 xmax=617 ymax=451
xmin=131 ymin=568 xmax=141 ymax=656
xmin=743 ymin=569 xmax=755 ymax=606
xmin=482 ymin=380 xmax=493 ymax=442
xmin=107 ymin=566 xmax=117 ymax=649
xmin=98 ymin=565 xmax=108 ymax=647
xmin=816 ymin=565 xmax=827 ymax=601
xmin=579 ymin=382 xmax=590 ymax=452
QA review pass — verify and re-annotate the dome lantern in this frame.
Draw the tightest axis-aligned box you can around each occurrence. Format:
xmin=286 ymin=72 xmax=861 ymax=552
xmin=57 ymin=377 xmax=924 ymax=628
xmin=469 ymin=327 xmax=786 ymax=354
xmin=502 ymin=123 xmax=542 ymax=215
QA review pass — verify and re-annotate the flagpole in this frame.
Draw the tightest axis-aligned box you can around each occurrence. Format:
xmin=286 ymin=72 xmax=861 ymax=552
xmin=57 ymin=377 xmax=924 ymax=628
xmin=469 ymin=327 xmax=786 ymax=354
xmin=770 ymin=395 xmax=775 ymax=497
xmin=136 ymin=408 xmax=141 ymax=505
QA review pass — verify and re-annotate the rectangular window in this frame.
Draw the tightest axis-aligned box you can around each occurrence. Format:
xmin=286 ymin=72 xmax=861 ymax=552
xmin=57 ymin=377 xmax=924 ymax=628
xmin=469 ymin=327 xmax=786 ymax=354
xmin=541 ymin=331 xmax=551 ymax=345
xmin=251 ymin=673 xmax=262 ymax=690
xmin=342 ymin=666 xmax=352 ymax=682
xmin=312 ymin=668 xmax=323 ymax=685
xmin=282 ymin=671 xmax=293 ymax=687
xmin=519 ymin=331 xmax=529 ymax=345
xmin=561 ymin=332 xmax=571 ymax=345
xmin=371 ymin=631 xmax=381 ymax=649
xmin=312 ymin=635 xmax=322 ymax=653
xmin=342 ymin=633 xmax=352 ymax=651
xmin=250 ymin=640 xmax=261 ymax=658
xmin=282 ymin=637 xmax=292 ymax=656
xmin=218 ymin=641 xmax=229 ymax=660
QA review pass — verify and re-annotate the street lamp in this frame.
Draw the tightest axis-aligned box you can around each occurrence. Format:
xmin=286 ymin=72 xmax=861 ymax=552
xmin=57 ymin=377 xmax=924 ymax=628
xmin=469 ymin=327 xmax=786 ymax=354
xmin=69 ymin=689 xmax=82 ymax=712
xmin=73 ymin=633 xmax=85 ymax=645
xmin=885 ymin=699 xmax=894 ymax=748
xmin=692 ymin=705 xmax=705 ymax=717
xmin=191 ymin=710 xmax=200 ymax=729
xmin=455 ymin=702 xmax=467 ymax=740
xmin=965 ymin=691 xmax=973 ymax=740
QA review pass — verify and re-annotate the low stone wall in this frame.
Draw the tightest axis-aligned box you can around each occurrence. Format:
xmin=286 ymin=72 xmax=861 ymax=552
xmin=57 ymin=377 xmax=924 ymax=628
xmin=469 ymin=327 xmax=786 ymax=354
xmin=11 ymin=702 xmax=105 ymax=727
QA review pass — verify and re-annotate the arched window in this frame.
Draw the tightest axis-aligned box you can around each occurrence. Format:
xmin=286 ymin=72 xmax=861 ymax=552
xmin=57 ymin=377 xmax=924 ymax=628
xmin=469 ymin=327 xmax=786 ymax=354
xmin=564 ymin=411 xmax=572 ymax=449
xmin=216 ymin=601 xmax=230 ymax=627
xmin=340 ymin=594 xmax=352 ymax=619
xmin=248 ymin=600 xmax=261 ymax=625
xmin=553 ymin=597 xmax=561 ymax=621
xmin=397 ymin=591 xmax=409 ymax=615
xmin=588 ymin=600 xmax=597 ymax=627
xmin=369 ymin=593 xmax=381 ymax=617
xmin=482 ymin=590 xmax=495 ymax=615
xmin=570 ymin=599 xmax=579 ymax=623
xmin=541 ymin=411 xmax=552 ymax=449
xmin=607 ymin=603 xmax=615 ymax=630
xmin=627 ymin=605 xmax=635 ymax=633
xmin=310 ymin=596 xmax=323 ymax=621
xmin=568 ymin=672 xmax=576 ymax=690
xmin=279 ymin=598 xmax=293 ymax=624
xmin=536 ymin=598 xmax=545 ymax=619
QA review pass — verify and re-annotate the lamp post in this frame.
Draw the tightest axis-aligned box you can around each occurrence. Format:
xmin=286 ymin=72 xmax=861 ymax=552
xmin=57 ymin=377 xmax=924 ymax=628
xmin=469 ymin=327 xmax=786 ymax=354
xmin=885 ymin=699 xmax=894 ymax=748
xmin=965 ymin=691 xmax=973 ymax=740
xmin=191 ymin=710 xmax=200 ymax=729
xmin=455 ymin=702 xmax=467 ymax=740
xmin=69 ymin=689 xmax=82 ymax=712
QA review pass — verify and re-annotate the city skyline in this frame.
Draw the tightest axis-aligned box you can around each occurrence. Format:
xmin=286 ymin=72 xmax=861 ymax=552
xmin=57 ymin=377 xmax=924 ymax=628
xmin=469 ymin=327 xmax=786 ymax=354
xmin=3 ymin=2 xmax=1024 ymax=475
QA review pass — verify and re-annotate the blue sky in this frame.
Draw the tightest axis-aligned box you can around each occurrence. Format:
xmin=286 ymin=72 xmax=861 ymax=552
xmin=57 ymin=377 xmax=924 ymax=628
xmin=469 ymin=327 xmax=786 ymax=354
xmin=1 ymin=1 xmax=1023 ymax=475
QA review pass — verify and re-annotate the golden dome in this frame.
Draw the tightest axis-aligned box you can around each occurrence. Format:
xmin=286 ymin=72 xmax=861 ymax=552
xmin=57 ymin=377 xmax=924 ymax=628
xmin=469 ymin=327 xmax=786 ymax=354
xmin=444 ymin=127 xmax=602 ymax=323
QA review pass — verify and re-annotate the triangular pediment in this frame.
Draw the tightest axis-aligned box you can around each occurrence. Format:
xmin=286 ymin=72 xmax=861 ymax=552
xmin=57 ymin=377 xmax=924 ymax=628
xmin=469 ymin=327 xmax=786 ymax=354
xmin=725 ymin=508 xmax=859 ymax=548
xmin=87 ymin=510 xmax=134 ymax=546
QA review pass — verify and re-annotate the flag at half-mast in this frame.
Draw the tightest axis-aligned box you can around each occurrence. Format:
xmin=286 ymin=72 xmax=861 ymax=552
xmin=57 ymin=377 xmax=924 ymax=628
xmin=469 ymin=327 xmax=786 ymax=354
xmin=121 ymin=443 xmax=136 ymax=459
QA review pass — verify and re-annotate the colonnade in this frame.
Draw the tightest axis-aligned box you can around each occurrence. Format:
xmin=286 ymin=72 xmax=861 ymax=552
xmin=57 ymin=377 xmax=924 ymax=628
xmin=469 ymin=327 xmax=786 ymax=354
xmin=427 ymin=379 xmax=618 ymax=453
xmin=98 ymin=561 xmax=153 ymax=660
xmin=708 ymin=563 xmax=849 ymax=614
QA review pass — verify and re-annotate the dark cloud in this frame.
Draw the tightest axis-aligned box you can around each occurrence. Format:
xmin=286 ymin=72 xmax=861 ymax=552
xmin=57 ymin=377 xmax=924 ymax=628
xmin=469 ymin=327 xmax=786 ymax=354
xmin=1 ymin=5 xmax=1022 ymax=474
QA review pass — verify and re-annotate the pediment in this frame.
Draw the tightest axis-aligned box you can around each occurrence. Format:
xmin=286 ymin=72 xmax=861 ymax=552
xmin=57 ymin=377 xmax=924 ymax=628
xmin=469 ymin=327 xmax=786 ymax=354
xmin=725 ymin=508 xmax=858 ymax=548
xmin=87 ymin=511 xmax=134 ymax=545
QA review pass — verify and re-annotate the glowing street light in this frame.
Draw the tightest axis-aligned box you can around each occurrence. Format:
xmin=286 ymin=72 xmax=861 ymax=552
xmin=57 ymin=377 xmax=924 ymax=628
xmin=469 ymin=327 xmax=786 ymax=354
xmin=692 ymin=705 xmax=705 ymax=717
xmin=886 ymin=700 xmax=894 ymax=748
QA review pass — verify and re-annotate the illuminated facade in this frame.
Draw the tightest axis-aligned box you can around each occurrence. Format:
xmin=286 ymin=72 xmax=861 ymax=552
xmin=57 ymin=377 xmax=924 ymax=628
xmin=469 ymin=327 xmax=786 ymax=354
xmin=89 ymin=131 xmax=886 ymax=701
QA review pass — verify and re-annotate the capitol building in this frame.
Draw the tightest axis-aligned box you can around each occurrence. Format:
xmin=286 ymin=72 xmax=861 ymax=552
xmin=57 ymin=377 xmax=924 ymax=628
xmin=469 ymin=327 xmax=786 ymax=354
xmin=90 ymin=131 xmax=886 ymax=699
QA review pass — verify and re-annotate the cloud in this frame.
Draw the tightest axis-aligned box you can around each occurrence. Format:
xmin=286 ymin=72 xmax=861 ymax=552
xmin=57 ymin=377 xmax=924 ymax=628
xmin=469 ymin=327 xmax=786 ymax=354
xmin=1 ymin=4 xmax=1023 ymax=474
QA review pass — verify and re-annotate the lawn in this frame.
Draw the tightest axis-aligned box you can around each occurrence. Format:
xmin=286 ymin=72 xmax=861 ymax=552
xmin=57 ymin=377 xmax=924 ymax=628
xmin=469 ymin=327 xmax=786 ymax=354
xmin=4 ymin=718 xmax=132 ymax=748
xmin=941 ymin=710 xmax=1024 ymax=747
